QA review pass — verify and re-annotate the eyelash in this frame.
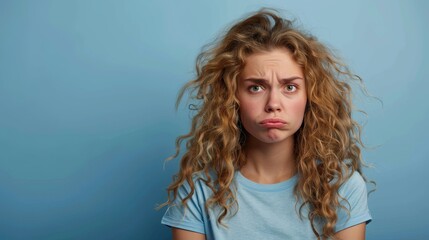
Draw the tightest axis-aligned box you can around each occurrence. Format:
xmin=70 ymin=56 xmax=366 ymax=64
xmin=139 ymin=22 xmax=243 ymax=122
xmin=249 ymin=85 xmax=264 ymax=92
xmin=285 ymin=85 xmax=297 ymax=92
xmin=248 ymin=84 xmax=297 ymax=93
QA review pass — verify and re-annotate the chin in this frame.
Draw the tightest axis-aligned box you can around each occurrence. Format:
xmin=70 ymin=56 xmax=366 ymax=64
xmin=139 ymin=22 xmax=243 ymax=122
xmin=257 ymin=135 xmax=292 ymax=144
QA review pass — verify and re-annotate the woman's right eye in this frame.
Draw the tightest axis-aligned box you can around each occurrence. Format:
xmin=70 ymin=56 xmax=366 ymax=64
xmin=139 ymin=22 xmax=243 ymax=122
xmin=249 ymin=85 xmax=263 ymax=93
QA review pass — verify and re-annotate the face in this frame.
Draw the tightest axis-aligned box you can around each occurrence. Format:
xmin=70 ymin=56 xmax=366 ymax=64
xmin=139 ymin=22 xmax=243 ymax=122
xmin=237 ymin=48 xmax=307 ymax=144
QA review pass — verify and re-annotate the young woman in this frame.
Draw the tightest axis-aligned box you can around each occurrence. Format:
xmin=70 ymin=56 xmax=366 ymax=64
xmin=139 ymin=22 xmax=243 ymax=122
xmin=161 ymin=9 xmax=372 ymax=240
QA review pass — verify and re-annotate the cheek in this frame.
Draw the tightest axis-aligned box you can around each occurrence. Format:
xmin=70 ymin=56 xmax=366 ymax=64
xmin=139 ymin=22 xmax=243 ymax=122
xmin=238 ymin=102 xmax=260 ymax=131
xmin=291 ymin=100 xmax=307 ymax=119
xmin=239 ymin=104 xmax=253 ymax=120
xmin=238 ymin=98 xmax=258 ymax=117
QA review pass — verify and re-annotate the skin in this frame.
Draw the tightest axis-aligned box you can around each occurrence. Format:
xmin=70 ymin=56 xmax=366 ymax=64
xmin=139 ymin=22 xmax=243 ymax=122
xmin=172 ymin=228 xmax=205 ymax=240
xmin=335 ymin=223 xmax=366 ymax=240
xmin=237 ymin=48 xmax=306 ymax=184
xmin=172 ymin=48 xmax=366 ymax=240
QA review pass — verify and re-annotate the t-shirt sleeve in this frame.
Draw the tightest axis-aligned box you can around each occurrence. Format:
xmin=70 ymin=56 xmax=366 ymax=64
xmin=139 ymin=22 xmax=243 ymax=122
xmin=161 ymin=178 xmax=206 ymax=234
xmin=335 ymin=171 xmax=372 ymax=233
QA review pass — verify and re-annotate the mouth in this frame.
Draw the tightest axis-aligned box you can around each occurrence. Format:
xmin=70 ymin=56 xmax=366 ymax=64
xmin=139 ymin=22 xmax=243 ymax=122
xmin=259 ymin=118 xmax=287 ymax=128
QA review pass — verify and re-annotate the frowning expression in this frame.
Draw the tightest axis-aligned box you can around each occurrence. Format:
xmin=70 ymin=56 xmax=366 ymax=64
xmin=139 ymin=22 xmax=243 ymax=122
xmin=237 ymin=48 xmax=307 ymax=144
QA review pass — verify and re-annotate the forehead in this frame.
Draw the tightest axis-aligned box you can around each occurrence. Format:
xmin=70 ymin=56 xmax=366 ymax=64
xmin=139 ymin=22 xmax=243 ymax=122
xmin=241 ymin=48 xmax=303 ymax=77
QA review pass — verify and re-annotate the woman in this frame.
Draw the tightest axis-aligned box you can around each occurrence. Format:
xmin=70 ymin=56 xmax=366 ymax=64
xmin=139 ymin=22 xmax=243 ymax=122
xmin=160 ymin=9 xmax=372 ymax=240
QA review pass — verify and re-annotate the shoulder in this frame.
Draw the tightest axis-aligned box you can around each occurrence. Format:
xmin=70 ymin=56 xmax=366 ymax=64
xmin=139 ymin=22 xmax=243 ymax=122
xmin=338 ymin=170 xmax=367 ymax=197
xmin=175 ymin=170 xmax=216 ymax=202
xmin=335 ymin=170 xmax=372 ymax=232
xmin=161 ymin=171 xmax=216 ymax=235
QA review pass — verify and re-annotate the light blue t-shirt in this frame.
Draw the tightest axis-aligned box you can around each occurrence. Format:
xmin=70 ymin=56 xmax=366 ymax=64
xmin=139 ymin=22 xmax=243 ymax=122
xmin=161 ymin=170 xmax=371 ymax=239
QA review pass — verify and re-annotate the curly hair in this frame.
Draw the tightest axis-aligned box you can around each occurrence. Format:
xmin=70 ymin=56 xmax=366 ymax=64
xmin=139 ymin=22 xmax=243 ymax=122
xmin=162 ymin=9 xmax=368 ymax=239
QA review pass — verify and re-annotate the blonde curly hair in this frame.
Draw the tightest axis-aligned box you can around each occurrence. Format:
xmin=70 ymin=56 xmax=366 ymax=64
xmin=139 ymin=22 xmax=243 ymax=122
xmin=162 ymin=9 xmax=368 ymax=239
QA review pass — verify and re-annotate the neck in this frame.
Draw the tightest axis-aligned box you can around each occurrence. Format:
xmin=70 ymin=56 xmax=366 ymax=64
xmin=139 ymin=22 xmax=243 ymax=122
xmin=240 ymin=136 xmax=297 ymax=184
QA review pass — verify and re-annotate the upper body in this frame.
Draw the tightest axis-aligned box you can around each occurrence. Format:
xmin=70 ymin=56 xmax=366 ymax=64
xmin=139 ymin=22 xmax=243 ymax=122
xmin=161 ymin=9 xmax=373 ymax=240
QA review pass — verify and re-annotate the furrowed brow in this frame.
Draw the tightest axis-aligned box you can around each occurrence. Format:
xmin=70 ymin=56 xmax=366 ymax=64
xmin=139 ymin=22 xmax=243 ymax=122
xmin=243 ymin=76 xmax=303 ymax=84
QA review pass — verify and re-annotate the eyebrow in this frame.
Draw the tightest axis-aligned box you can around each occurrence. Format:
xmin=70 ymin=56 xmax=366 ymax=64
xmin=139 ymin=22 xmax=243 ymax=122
xmin=242 ymin=76 xmax=303 ymax=84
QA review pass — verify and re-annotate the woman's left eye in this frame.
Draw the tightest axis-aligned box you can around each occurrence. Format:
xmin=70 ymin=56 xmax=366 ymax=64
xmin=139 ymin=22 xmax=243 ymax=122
xmin=285 ymin=85 xmax=297 ymax=92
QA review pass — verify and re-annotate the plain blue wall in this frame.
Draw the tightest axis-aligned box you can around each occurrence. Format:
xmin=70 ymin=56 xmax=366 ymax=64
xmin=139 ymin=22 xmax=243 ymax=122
xmin=1 ymin=0 xmax=428 ymax=239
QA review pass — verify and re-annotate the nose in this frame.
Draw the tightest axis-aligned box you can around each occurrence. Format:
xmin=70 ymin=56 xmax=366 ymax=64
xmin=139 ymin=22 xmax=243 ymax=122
xmin=264 ymin=90 xmax=281 ymax=113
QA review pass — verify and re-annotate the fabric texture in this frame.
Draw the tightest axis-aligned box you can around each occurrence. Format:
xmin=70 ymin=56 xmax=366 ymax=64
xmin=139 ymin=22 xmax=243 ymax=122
xmin=161 ymin=170 xmax=372 ymax=240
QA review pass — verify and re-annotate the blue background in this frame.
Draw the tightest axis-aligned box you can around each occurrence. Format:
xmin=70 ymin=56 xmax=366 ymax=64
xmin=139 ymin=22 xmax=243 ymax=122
xmin=0 ymin=0 xmax=428 ymax=239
